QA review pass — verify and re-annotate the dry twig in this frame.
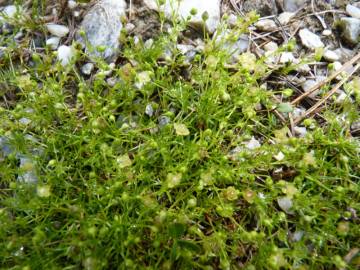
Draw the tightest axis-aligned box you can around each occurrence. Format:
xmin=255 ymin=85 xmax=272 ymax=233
xmin=293 ymin=63 xmax=360 ymax=125
xmin=291 ymin=51 xmax=360 ymax=106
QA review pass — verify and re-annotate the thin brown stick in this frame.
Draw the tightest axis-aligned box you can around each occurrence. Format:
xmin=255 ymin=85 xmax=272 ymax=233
xmin=293 ymin=63 xmax=360 ymax=125
xmin=291 ymin=51 xmax=360 ymax=105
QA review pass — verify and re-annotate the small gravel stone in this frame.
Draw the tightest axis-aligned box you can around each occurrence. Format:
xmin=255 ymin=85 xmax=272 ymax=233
xmin=19 ymin=117 xmax=31 ymax=125
xmin=294 ymin=126 xmax=307 ymax=137
xmin=335 ymin=90 xmax=349 ymax=104
xmin=279 ymin=52 xmax=296 ymax=63
xmin=57 ymin=45 xmax=76 ymax=66
xmin=0 ymin=5 xmax=17 ymax=21
xmin=264 ymin=41 xmax=278 ymax=52
xmin=0 ymin=47 xmax=5 ymax=60
xmin=346 ymin=4 xmax=360 ymax=19
xmin=283 ymin=0 xmax=307 ymax=12
xmin=296 ymin=63 xmax=311 ymax=73
xmin=176 ymin=44 xmax=195 ymax=55
xmin=277 ymin=196 xmax=294 ymax=214
xmin=292 ymin=107 xmax=306 ymax=119
xmin=322 ymin=29 xmax=332 ymax=36
xmin=333 ymin=47 xmax=355 ymax=62
xmin=226 ymin=13 xmax=238 ymax=27
xmin=46 ymin=36 xmax=60 ymax=50
xmin=81 ymin=63 xmax=95 ymax=75
xmin=301 ymin=76 xmax=326 ymax=98
xmin=299 ymin=28 xmax=324 ymax=49
xmin=46 ymin=24 xmax=69 ymax=37
xmin=158 ymin=115 xmax=171 ymax=128
xmin=106 ymin=77 xmax=119 ymax=87
xmin=278 ymin=12 xmax=295 ymax=25
xmin=73 ymin=10 xmax=80 ymax=17
xmin=0 ymin=136 xmax=13 ymax=158
xmin=242 ymin=0 xmax=278 ymax=16
xmin=243 ymin=137 xmax=261 ymax=150
xmin=145 ymin=104 xmax=154 ymax=117
xmin=68 ymin=0 xmax=78 ymax=10
xmin=144 ymin=39 xmax=154 ymax=49
xmin=274 ymin=151 xmax=285 ymax=161
xmin=76 ymin=0 xmax=127 ymax=61
xmin=125 ymin=23 xmax=135 ymax=32
xmin=290 ymin=230 xmax=304 ymax=242
xmin=18 ymin=156 xmax=38 ymax=184
xmin=255 ymin=19 xmax=277 ymax=31
xmin=338 ymin=17 xmax=360 ymax=45
xmin=323 ymin=49 xmax=339 ymax=62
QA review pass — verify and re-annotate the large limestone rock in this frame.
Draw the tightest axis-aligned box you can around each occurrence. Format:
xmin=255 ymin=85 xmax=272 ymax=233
xmin=76 ymin=0 xmax=126 ymax=61
xmin=143 ymin=0 xmax=221 ymax=33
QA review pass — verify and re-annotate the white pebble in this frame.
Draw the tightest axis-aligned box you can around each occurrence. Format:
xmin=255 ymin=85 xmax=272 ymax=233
xmin=255 ymin=19 xmax=277 ymax=32
xmin=0 ymin=5 xmax=17 ymax=21
xmin=299 ymin=28 xmax=324 ymax=49
xmin=46 ymin=23 xmax=69 ymax=37
xmin=264 ymin=41 xmax=278 ymax=52
xmin=277 ymin=197 xmax=294 ymax=214
xmin=57 ymin=45 xmax=75 ymax=66
xmin=294 ymin=126 xmax=307 ymax=137
xmin=125 ymin=23 xmax=135 ymax=32
xmin=346 ymin=4 xmax=360 ymax=19
xmin=335 ymin=90 xmax=349 ymax=104
xmin=322 ymin=29 xmax=332 ymax=36
xmin=243 ymin=136 xmax=261 ymax=150
xmin=68 ymin=0 xmax=78 ymax=10
xmin=81 ymin=63 xmax=94 ymax=75
xmin=274 ymin=151 xmax=285 ymax=161
xmin=279 ymin=52 xmax=296 ymax=63
xmin=323 ymin=49 xmax=339 ymax=62
xmin=46 ymin=36 xmax=60 ymax=50
xmin=278 ymin=12 xmax=295 ymax=25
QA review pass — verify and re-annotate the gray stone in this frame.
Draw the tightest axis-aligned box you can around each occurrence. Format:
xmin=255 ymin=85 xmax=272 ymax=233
xmin=299 ymin=28 xmax=324 ymax=49
xmin=145 ymin=104 xmax=154 ymax=117
xmin=294 ymin=126 xmax=307 ymax=137
xmin=81 ymin=63 xmax=94 ymax=75
xmin=0 ymin=46 xmax=5 ymax=60
xmin=18 ymin=156 xmax=38 ymax=184
xmin=264 ymin=41 xmax=278 ymax=52
xmin=68 ymin=0 xmax=78 ymax=10
xmin=333 ymin=47 xmax=355 ymax=62
xmin=283 ymin=0 xmax=307 ymax=12
xmin=279 ymin=52 xmax=296 ymax=63
xmin=57 ymin=45 xmax=76 ymax=66
xmin=301 ymin=76 xmax=326 ymax=98
xmin=158 ymin=115 xmax=171 ymax=128
xmin=143 ymin=0 xmax=221 ymax=33
xmin=338 ymin=17 xmax=360 ymax=45
xmin=323 ymin=49 xmax=339 ymax=62
xmin=277 ymin=197 xmax=294 ymax=214
xmin=278 ymin=12 xmax=295 ymax=25
xmin=242 ymin=0 xmax=278 ymax=16
xmin=346 ymin=4 xmax=360 ymax=19
xmin=46 ymin=36 xmax=61 ymax=50
xmin=0 ymin=5 xmax=17 ymax=21
xmin=46 ymin=23 xmax=69 ymax=38
xmin=0 ymin=136 xmax=13 ymax=158
xmin=255 ymin=19 xmax=277 ymax=32
xmin=76 ymin=0 xmax=126 ymax=61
